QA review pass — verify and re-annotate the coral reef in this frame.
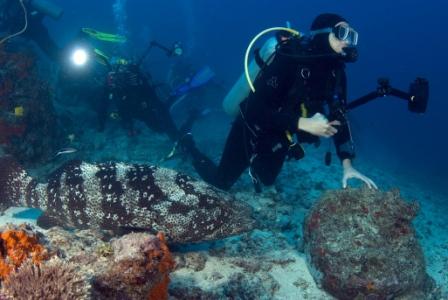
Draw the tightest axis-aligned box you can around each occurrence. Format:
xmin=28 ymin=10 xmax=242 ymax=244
xmin=0 ymin=45 xmax=62 ymax=165
xmin=0 ymin=222 xmax=176 ymax=300
xmin=169 ymin=250 xmax=283 ymax=300
xmin=0 ymin=226 xmax=48 ymax=279
xmin=0 ymin=120 xmax=25 ymax=145
xmin=176 ymin=252 xmax=207 ymax=272
xmin=0 ymin=258 xmax=90 ymax=300
xmin=303 ymin=188 xmax=440 ymax=299
xmin=92 ymin=232 xmax=175 ymax=300
xmin=169 ymin=229 xmax=316 ymax=299
xmin=40 ymin=227 xmax=175 ymax=299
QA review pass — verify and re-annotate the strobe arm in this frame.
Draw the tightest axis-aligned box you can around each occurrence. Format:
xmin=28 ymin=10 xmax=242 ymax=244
xmin=137 ymin=40 xmax=183 ymax=66
xmin=148 ymin=41 xmax=173 ymax=56
xmin=346 ymin=77 xmax=429 ymax=113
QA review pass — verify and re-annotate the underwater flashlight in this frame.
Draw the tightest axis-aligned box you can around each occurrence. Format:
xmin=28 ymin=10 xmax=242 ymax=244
xmin=71 ymin=48 xmax=89 ymax=66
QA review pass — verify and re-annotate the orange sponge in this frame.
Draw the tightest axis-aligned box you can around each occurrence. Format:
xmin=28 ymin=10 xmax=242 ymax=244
xmin=147 ymin=232 xmax=175 ymax=300
xmin=0 ymin=230 xmax=48 ymax=279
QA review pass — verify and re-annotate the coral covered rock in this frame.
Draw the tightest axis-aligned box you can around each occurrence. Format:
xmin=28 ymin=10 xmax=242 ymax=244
xmin=92 ymin=232 xmax=175 ymax=300
xmin=0 ymin=228 xmax=48 ymax=279
xmin=0 ymin=258 xmax=90 ymax=300
xmin=303 ymin=188 xmax=439 ymax=299
xmin=0 ymin=46 xmax=62 ymax=165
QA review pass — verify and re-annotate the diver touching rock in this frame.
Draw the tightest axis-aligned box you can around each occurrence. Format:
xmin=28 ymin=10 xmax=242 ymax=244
xmin=182 ymin=13 xmax=428 ymax=192
xmin=183 ymin=13 xmax=373 ymax=191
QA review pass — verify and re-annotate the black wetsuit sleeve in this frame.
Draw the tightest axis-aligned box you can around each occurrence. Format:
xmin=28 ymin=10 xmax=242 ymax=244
xmin=329 ymin=70 xmax=355 ymax=161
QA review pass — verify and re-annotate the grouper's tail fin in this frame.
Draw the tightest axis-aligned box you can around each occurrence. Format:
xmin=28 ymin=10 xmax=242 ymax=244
xmin=0 ymin=156 xmax=29 ymax=209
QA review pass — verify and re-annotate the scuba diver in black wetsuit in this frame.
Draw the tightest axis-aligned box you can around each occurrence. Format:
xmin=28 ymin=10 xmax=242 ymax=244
xmin=98 ymin=60 xmax=187 ymax=140
xmin=183 ymin=13 xmax=429 ymax=192
xmin=84 ymin=37 xmax=196 ymax=141
xmin=0 ymin=0 xmax=63 ymax=61
xmin=61 ymin=28 xmax=197 ymax=144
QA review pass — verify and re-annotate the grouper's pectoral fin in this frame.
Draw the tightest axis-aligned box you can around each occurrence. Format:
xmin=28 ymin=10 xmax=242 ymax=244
xmin=36 ymin=213 xmax=69 ymax=230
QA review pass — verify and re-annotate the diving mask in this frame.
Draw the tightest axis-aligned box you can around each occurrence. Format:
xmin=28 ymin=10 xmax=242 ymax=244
xmin=311 ymin=23 xmax=359 ymax=47
xmin=334 ymin=24 xmax=358 ymax=46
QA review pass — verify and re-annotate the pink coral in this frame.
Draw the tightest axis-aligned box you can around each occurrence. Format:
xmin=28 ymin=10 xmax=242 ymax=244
xmin=1 ymin=258 xmax=90 ymax=300
xmin=0 ymin=120 xmax=26 ymax=145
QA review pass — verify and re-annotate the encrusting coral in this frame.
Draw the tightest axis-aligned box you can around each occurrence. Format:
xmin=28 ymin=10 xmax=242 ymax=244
xmin=147 ymin=232 xmax=175 ymax=300
xmin=0 ymin=45 xmax=62 ymax=164
xmin=0 ymin=224 xmax=176 ymax=299
xmin=92 ymin=232 xmax=175 ymax=300
xmin=0 ymin=257 xmax=90 ymax=300
xmin=303 ymin=188 xmax=439 ymax=299
xmin=0 ymin=229 xmax=48 ymax=279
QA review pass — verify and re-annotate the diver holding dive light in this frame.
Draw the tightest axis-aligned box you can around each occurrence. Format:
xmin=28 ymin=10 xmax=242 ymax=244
xmin=181 ymin=13 xmax=429 ymax=192
xmin=63 ymin=30 xmax=197 ymax=143
xmin=96 ymin=39 xmax=189 ymax=140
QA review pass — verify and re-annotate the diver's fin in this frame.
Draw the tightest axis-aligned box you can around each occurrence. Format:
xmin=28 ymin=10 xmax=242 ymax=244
xmin=171 ymin=66 xmax=215 ymax=98
xmin=160 ymin=131 xmax=198 ymax=163
xmin=36 ymin=213 xmax=66 ymax=229
xmin=189 ymin=66 xmax=215 ymax=89
xmin=160 ymin=142 xmax=179 ymax=163
xmin=81 ymin=28 xmax=127 ymax=43
xmin=168 ymin=94 xmax=187 ymax=111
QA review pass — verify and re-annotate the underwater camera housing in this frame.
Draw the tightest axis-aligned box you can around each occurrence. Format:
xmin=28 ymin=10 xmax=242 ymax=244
xmin=136 ymin=41 xmax=183 ymax=66
xmin=346 ymin=77 xmax=429 ymax=114
xmin=325 ymin=77 xmax=428 ymax=167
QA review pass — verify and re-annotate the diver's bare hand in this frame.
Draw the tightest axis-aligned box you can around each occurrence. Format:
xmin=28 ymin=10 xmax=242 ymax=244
xmin=342 ymin=159 xmax=378 ymax=189
xmin=298 ymin=113 xmax=341 ymax=138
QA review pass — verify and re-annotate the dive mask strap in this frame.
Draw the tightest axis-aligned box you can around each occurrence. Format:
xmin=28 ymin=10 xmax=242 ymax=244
xmin=309 ymin=28 xmax=333 ymax=36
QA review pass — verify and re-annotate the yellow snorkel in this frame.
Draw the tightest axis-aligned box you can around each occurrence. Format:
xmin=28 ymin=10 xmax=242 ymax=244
xmin=244 ymin=27 xmax=301 ymax=93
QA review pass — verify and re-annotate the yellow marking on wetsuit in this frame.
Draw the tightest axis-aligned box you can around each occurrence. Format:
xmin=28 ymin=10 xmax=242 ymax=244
xmin=300 ymin=103 xmax=308 ymax=117
xmin=285 ymin=130 xmax=293 ymax=142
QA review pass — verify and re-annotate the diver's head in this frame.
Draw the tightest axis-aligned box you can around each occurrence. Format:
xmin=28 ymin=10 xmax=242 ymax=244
xmin=310 ymin=13 xmax=359 ymax=62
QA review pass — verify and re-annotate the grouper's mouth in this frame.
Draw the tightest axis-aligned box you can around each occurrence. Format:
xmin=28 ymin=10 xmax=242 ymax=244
xmin=216 ymin=204 xmax=257 ymax=239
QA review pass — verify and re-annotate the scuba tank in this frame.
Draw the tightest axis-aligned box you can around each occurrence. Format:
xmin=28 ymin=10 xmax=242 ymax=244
xmin=223 ymin=24 xmax=300 ymax=117
xmin=222 ymin=37 xmax=277 ymax=116
xmin=29 ymin=0 xmax=63 ymax=20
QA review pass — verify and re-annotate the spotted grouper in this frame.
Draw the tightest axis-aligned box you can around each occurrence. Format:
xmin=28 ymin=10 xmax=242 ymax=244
xmin=0 ymin=157 xmax=255 ymax=243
